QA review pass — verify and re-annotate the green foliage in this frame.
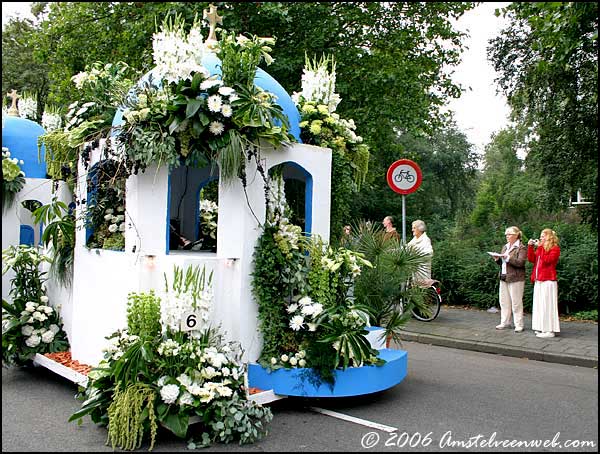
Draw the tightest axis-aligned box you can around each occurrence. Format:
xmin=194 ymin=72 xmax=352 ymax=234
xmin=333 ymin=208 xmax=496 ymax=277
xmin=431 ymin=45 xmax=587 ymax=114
xmin=350 ymin=220 xmax=430 ymax=344
xmin=31 ymin=198 xmax=76 ymax=287
xmin=126 ymin=291 xmax=162 ymax=341
xmin=490 ymin=2 xmax=598 ymax=225
xmin=191 ymin=393 xmax=273 ymax=447
xmin=106 ymin=383 xmax=158 ymax=451
xmin=37 ymin=129 xmax=79 ymax=191
xmin=2 ymin=149 xmax=26 ymax=213
xmin=433 ymin=219 xmax=598 ymax=315
xmin=251 ymin=224 xmax=299 ymax=359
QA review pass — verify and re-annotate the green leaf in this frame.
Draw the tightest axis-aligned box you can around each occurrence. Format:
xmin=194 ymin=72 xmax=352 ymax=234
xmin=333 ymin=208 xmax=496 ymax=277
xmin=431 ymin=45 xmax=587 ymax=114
xmin=185 ymin=98 xmax=202 ymax=119
xmin=160 ymin=412 xmax=189 ymax=439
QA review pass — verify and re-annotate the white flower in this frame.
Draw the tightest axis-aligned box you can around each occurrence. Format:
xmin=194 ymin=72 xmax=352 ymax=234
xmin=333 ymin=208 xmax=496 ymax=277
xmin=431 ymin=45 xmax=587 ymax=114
xmin=220 ymin=104 xmax=233 ymax=117
xmin=289 ymin=357 xmax=298 ymax=366
xmin=281 ymin=354 xmax=289 ymax=362
xmin=298 ymin=359 xmax=307 ymax=367
xmin=160 ymin=384 xmax=180 ymax=404
xmin=286 ymin=303 xmax=298 ymax=314
xmin=49 ymin=324 xmax=60 ymax=334
xmin=208 ymin=121 xmax=224 ymax=135
xmin=298 ymin=296 xmax=312 ymax=306
xmin=207 ymin=95 xmax=223 ymax=113
xmin=176 ymin=373 xmax=192 ymax=388
xmin=218 ymin=86 xmax=235 ymax=97
xmin=301 ymin=304 xmax=315 ymax=316
xmin=21 ymin=325 xmax=34 ymax=336
xmin=178 ymin=391 xmax=194 ymax=406
xmin=25 ymin=334 xmax=41 ymax=348
xmin=41 ymin=330 xmax=55 ymax=343
xmin=270 ymin=357 xmax=277 ymax=365
xmin=108 ymin=224 xmax=118 ymax=233
xmin=200 ymin=79 xmax=223 ymax=90
xmin=307 ymin=323 xmax=317 ymax=332
xmin=119 ymin=223 xmax=126 ymax=232
xmin=33 ymin=311 xmax=48 ymax=322
xmin=40 ymin=295 xmax=49 ymax=304
xmin=201 ymin=366 xmax=220 ymax=379
xmin=290 ymin=315 xmax=304 ymax=331
xmin=311 ymin=303 xmax=323 ymax=316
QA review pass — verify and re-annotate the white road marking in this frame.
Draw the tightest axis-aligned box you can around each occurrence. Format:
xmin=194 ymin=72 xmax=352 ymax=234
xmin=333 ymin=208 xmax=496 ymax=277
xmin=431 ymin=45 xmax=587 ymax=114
xmin=308 ymin=406 xmax=398 ymax=433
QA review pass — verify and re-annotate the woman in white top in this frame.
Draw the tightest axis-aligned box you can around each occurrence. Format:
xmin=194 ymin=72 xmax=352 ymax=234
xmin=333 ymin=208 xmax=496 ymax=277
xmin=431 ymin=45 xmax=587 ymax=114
xmin=406 ymin=219 xmax=433 ymax=282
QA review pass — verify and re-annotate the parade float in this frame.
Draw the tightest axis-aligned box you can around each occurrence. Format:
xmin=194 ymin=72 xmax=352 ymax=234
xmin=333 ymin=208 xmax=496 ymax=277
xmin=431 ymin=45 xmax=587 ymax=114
xmin=2 ymin=5 xmax=407 ymax=449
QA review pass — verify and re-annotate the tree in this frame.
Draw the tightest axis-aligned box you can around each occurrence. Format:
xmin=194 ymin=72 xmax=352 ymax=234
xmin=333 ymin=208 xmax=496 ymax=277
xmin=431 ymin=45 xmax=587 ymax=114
xmin=2 ymin=18 xmax=49 ymax=120
xmin=354 ymin=124 xmax=479 ymax=233
xmin=469 ymin=127 xmax=547 ymax=230
xmin=489 ymin=2 xmax=598 ymax=226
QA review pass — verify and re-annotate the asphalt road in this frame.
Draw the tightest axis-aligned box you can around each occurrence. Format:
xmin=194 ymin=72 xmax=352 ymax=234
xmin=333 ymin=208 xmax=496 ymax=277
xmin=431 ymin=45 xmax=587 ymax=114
xmin=2 ymin=341 xmax=598 ymax=452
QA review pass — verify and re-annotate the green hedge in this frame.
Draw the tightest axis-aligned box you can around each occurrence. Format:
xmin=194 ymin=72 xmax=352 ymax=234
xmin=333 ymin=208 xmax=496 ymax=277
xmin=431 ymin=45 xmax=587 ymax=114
xmin=432 ymin=222 xmax=597 ymax=315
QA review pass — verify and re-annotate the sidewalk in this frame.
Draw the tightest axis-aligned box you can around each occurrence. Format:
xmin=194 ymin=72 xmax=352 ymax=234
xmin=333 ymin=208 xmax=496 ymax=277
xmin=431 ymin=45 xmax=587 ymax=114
xmin=397 ymin=305 xmax=598 ymax=368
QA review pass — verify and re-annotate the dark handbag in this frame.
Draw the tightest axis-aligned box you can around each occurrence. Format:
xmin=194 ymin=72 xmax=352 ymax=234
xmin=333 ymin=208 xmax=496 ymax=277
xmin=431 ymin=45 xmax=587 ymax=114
xmin=500 ymin=274 xmax=507 ymax=281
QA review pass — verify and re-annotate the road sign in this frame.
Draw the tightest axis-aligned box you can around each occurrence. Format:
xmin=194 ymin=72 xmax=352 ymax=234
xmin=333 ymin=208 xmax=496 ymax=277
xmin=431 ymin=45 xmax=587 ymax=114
xmin=386 ymin=159 xmax=422 ymax=195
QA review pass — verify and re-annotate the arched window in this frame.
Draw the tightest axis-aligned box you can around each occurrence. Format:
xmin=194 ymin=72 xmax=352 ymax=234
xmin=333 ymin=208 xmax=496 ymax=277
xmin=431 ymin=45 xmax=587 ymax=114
xmin=269 ymin=162 xmax=313 ymax=235
xmin=168 ymin=164 xmax=218 ymax=252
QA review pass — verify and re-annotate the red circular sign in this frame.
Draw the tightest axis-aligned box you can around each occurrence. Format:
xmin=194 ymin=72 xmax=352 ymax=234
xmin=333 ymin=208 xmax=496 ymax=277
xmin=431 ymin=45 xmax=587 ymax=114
xmin=386 ymin=159 xmax=422 ymax=194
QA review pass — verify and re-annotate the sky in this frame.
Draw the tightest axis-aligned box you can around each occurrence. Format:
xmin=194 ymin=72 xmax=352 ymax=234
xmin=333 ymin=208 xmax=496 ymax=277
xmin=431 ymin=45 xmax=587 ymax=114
xmin=2 ymin=2 xmax=511 ymax=153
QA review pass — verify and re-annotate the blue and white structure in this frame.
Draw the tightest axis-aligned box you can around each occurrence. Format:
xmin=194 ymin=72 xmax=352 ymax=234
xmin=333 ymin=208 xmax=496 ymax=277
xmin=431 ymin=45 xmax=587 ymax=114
xmin=2 ymin=106 xmax=72 ymax=307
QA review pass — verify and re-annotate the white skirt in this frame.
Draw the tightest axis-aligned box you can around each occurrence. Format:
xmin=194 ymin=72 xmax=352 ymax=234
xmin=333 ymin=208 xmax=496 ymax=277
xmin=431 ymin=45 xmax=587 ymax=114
xmin=531 ymin=281 xmax=560 ymax=333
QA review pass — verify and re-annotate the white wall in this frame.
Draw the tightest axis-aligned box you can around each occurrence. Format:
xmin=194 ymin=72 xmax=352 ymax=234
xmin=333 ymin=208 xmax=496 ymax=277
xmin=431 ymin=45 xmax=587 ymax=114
xmin=66 ymin=142 xmax=332 ymax=366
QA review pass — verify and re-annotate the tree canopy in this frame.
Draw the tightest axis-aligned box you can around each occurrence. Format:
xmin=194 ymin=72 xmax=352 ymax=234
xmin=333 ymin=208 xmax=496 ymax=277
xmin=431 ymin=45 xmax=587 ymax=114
xmin=489 ymin=2 xmax=598 ymax=226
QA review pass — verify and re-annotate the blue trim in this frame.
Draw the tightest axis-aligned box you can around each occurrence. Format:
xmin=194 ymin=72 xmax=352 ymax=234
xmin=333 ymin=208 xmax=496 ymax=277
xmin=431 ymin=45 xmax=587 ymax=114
xmin=85 ymin=165 xmax=100 ymax=245
xmin=19 ymin=225 xmax=35 ymax=246
xmin=248 ymin=349 xmax=408 ymax=397
xmin=305 ymin=174 xmax=313 ymax=236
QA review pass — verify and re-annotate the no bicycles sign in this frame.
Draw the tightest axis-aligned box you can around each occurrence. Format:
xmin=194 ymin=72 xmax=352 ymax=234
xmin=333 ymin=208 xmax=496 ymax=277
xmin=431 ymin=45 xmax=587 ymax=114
xmin=386 ymin=159 xmax=422 ymax=195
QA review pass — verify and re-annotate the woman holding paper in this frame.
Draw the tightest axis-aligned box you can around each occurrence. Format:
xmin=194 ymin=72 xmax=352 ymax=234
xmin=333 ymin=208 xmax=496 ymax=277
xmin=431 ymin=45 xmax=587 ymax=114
xmin=491 ymin=226 xmax=527 ymax=332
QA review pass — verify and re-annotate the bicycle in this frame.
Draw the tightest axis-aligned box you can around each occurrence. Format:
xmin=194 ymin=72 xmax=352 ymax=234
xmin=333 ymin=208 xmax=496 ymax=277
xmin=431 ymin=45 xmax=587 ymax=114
xmin=393 ymin=169 xmax=415 ymax=184
xmin=398 ymin=278 xmax=442 ymax=322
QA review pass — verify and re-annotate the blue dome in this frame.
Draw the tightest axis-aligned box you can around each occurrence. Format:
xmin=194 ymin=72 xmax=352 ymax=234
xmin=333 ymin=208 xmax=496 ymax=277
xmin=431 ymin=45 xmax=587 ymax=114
xmin=112 ymin=52 xmax=301 ymax=142
xmin=2 ymin=116 xmax=47 ymax=178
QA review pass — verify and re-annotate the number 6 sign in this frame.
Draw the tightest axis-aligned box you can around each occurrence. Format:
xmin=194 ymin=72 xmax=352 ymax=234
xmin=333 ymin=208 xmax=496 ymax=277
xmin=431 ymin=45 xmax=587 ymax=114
xmin=386 ymin=159 xmax=422 ymax=195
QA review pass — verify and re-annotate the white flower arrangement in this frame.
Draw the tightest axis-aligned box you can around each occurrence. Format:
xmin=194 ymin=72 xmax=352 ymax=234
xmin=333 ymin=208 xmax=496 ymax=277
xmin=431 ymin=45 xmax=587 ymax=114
xmin=42 ymin=111 xmax=62 ymax=131
xmin=152 ymin=17 xmax=208 ymax=85
xmin=292 ymin=55 xmax=341 ymax=114
xmin=18 ymin=96 xmax=37 ymax=120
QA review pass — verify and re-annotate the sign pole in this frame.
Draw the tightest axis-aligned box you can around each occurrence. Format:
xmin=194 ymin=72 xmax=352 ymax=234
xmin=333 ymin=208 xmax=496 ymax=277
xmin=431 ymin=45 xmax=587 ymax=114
xmin=402 ymin=194 xmax=406 ymax=243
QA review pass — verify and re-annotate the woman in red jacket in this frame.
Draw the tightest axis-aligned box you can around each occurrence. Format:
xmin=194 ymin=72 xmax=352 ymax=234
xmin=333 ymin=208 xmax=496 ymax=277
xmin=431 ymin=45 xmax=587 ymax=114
xmin=527 ymin=228 xmax=561 ymax=338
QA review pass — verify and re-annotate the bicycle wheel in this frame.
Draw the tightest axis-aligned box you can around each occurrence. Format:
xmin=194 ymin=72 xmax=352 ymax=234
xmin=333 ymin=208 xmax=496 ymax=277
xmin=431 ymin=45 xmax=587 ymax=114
xmin=411 ymin=285 xmax=441 ymax=321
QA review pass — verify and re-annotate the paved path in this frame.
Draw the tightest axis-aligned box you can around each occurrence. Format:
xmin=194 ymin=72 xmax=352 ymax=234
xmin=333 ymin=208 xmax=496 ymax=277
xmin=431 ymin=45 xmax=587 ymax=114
xmin=396 ymin=305 xmax=598 ymax=368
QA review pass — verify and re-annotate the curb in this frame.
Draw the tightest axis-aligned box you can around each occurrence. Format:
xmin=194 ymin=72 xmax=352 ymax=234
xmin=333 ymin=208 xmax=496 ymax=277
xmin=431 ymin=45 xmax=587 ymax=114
xmin=398 ymin=332 xmax=598 ymax=369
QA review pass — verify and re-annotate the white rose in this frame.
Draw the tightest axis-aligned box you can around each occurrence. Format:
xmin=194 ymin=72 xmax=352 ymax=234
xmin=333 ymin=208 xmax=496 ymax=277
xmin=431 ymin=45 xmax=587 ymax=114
xmin=41 ymin=330 xmax=55 ymax=343
xmin=21 ymin=325 xmax=34 ymax=336
xmin=25 ymin=334 xmax=41 ymax=348
xmin=160 ymin=384 xmax=180 ymax=404
xmin=40 ymin=295 xmax=49 ymax=304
